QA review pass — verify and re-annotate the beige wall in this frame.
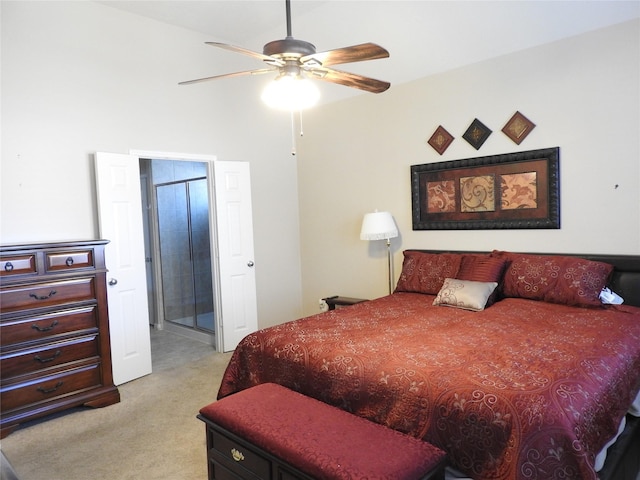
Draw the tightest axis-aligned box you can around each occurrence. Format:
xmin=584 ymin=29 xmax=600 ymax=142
xmin=297 ymin=19 xmax=640 ymax=315
xmin=3 ymin=3 xmax=638 ymax=327
xmin=1 ymin=1 xmax=304 ymax=328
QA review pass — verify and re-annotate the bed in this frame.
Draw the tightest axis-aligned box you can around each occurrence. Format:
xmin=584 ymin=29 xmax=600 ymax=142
xmin=217 ymin=250 xmax=640 ymax=480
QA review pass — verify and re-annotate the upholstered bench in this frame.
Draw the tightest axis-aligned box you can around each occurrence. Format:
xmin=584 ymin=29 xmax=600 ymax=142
xmin=198 ymin=382 xmax=447 ymax=480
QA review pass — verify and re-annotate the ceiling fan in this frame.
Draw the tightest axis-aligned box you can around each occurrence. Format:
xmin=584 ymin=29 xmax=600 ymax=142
xmin=179 ymin=0 xmax=390 ymax=103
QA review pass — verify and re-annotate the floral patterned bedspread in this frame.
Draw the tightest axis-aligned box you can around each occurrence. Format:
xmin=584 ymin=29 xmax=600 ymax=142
xmin=217 ymin=293 xmax=640 ymax=480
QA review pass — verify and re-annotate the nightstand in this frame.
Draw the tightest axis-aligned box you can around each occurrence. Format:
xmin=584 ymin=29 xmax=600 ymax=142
xmin=323 ymin=296 xmax=368 ymax=310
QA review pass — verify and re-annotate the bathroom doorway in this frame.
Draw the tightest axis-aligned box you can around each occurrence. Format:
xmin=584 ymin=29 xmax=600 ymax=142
xmin=140 ymin=158 xmax=215 ymax=345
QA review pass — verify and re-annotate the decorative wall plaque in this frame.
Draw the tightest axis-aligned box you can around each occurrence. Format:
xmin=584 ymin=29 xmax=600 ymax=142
xmin=462 ymin=118 xmax=492 ymax=150
xmin=502 ymin=111 xmax=536 ymax=145
xmin=427 ymin=126 xmax=454 ymax=155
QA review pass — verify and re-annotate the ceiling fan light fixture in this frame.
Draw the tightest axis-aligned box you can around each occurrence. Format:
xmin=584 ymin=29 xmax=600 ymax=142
xmin=261 ymin=74 xmax=320 ymax=111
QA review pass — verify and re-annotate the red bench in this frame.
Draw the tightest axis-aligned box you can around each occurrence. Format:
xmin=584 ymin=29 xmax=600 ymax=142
xmin=198 ymin=383 xmax=447 ymax=480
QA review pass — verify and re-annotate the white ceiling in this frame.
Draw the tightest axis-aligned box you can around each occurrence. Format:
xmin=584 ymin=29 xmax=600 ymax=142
xmin=98 ymin=0 xmax=639 ymax=103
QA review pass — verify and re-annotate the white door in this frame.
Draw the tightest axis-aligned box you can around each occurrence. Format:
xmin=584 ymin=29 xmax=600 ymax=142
xmin=95 ymin=152 xmax=153 ymax=385
xmin=213 ymin=161 xmax=258 ymax=352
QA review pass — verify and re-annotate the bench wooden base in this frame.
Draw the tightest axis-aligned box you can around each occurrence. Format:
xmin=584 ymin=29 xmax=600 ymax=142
xmin=199 ymin=383 xmax=446 ymax=480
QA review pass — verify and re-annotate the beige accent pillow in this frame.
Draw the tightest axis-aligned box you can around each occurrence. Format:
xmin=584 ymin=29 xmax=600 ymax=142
xmin=433 ymin=278 xmax=498 ymax=311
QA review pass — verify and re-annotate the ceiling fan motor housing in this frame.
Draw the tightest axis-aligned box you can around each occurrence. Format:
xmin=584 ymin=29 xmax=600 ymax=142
xmin=263 ymin=37 xmax=316 ymax=59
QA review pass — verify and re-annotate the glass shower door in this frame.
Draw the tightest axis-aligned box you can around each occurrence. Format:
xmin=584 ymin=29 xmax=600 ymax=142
xmin=156 ymin=178 xmax=214 ymax=333
xmin=189 ymin=179 xmax=215 ymax=332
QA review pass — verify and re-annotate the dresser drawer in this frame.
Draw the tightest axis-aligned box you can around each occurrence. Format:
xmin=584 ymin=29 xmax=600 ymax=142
xmin=1 ymin=306 xmax=99 ymax=346
xmin=1 ymin=363 xmax=103 ymax=412
xmin=0 ymin=254 xmax=37 ymax=277
xmin=45 ymin=249 xmax=94 ymax=272
xmin=210 ymin=429 xmax=271 ymax=479
xmin=209 ymin=461 xmax=251 ymax=480
xmin=278 ymin=467 xmax=306 ymax=480
xmin=0 ymin=277 xmax=96 ymax=313
xmin=1 ymin=334 xmax=99 ymax=379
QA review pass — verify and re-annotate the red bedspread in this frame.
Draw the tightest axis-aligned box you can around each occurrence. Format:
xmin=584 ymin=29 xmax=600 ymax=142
xmin=217 ymin=293 xmax=640 ymax=479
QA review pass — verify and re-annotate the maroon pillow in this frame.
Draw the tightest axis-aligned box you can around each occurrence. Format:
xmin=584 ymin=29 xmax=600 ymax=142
xmin=457 ymin=255 xmax=508 ymax=306
xmin=457 ymin=255 xmax=508 ymax=283
xmin=395 ymin=251 xmax=463 ymax=294
xmin=491 ymin=251 xmax=613 ymax=307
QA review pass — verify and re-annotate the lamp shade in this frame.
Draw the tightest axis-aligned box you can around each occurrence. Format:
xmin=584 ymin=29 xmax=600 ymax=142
xmin=360 ymin=211 xmax=398 ymax=241
xmin=261 ymin=74 xmax=320 ymax=111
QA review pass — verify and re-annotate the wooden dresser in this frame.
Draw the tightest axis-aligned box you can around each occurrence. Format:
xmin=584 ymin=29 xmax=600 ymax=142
xmin=0 ymin=240 xmax=120 ymax=438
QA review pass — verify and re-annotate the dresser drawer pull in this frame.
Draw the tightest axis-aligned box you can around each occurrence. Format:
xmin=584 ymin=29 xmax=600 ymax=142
xmin=29 ymin=290 xmax=57 ymax=301
xmin=37 ymin=381 xmax=63 ymax=394
xmin=34 ymin=350 xmax=62 ymax=363
xmin=4 ymin=261 xmax=14 ymax=271
xmin=65 ymin=257 xmax=74 ymax=266
xmin=31 ymin=320 xmax=59 ymax=332
xmin=231 ymin=448 xmax=245 ymax=462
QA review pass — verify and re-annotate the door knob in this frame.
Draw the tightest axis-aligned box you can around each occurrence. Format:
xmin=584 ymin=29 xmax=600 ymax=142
xmin=247 ymin=261 xmax=255 ymax=267
xmin=108 ymin=278 xmax=118 ymax=286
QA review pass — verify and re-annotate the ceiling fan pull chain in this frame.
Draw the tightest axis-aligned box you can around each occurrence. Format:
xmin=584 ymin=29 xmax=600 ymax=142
xmin=299 ymin=110 xmax=304 ymax=137
xmin=291 ymin=110 xmax=297 ymax=156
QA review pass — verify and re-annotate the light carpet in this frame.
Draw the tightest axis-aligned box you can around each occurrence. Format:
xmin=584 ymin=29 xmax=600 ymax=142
xmin=0 ymin=328 xmax=233 ymax=480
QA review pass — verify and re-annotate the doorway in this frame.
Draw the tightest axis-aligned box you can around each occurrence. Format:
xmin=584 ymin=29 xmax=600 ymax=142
xmin=96 ymin=151 xmax=257 ymax=380
xmin=139 ymin=158 xmax=215 ymax=346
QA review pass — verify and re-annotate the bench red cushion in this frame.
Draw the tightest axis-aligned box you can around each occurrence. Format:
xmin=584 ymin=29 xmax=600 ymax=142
xmin=200 ymin=383 xmax=446 ymax=480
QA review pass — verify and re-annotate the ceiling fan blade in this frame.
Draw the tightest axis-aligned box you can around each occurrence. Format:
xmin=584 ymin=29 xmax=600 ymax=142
xmin=205 ymin=42 xmax=284 ymax=66
xmin=301 ymin=43 xmax=389 ymax=67
xmin=179 ymin=68 xmax=274 ymax=86
xmin=310 ymin=67 xmax=390 ymax=94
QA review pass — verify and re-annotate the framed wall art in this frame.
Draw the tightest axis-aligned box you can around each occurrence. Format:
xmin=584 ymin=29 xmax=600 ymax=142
xmin=502 ymin=111 xmax=536 ymax=145
xmin=411 ymin=147 xmax=560 ymax=230
xmin=427 ymin=126 xmax=454 ymax=155
xmin=462 ymin=118 xmax=492 ymax=150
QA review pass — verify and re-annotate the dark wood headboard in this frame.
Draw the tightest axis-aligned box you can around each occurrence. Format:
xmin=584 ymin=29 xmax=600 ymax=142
xmin=411 ymin=250 xmax=640 ymax=308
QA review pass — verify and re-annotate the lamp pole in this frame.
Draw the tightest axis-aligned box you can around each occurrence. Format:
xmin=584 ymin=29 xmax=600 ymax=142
xmin=386 ymin=238 xmax=393 ymax=294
